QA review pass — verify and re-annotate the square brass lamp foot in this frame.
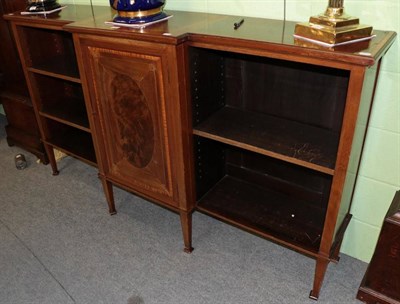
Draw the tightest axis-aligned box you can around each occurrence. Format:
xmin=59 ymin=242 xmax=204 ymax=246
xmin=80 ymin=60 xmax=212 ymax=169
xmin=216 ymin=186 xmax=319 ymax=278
xmin=295 ymin=1 xmax=373 ymax=45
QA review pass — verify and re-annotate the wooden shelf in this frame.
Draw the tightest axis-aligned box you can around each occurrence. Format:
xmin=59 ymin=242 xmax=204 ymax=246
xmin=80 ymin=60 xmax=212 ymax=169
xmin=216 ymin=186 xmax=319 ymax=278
xmin=197 ymin=175 xmax=325 ymax=253
xmin=39 ymin=97 xmax=90 ymax=132
xmin=193 ymin=106 xmax=339 ymax=175
xmin=46 ymin=127 xmax=96 ymax=166
xmin=28 ymin=57 xmax=80 ymax=82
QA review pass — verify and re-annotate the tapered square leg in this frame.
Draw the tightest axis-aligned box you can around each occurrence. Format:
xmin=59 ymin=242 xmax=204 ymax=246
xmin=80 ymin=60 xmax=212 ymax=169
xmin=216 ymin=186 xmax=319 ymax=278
xmin=99 ymin=174 xmax=116 ymax=215
xmin=44 ymin=144 xmax=59 ymax=175
xmin=180 ymin=210 xmax=193 ymax=253
xmin=309 ymin=257 xmax=330 ymax=300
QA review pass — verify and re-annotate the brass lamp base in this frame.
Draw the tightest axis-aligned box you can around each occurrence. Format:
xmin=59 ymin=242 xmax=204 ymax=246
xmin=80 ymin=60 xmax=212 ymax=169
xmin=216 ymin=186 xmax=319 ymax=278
xmin=295 ymin=6 xmax=373 ymax=45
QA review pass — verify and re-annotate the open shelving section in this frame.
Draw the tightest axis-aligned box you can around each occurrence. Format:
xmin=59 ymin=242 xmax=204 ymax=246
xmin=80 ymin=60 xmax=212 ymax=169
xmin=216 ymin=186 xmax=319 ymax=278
xmin=189 ymin=46 xmax=349 ymax=255
xmin=8 ymin=10 xmax=98 ymax=173
xmin=0 ymin=0 xmax=48 ymax=163
xmin=194 ymin=136 xmax=333 ymax=254
xmin=185 ymin=20 xmax=396 ymax=296
xmin=43 ymin=118 xmax=96 ymax=166
xmin=33 ymin=73 xmax=89 ymax=131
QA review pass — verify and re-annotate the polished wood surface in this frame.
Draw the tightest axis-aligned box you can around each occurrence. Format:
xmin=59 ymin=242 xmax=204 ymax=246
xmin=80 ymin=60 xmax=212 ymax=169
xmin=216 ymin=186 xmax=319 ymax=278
xmin=357 ymin=191 xmax=400 ymax=304
xmin=65 ymin=9 xmax=395 ymax=66
xmin=6 ymin=6 xmax=395 ymax=65
xmin=0 ymin=0 xmax=47 ymax=163
xmin=4 ymin=5 xmax=396 ymax=300
xmin=4 ymin=5 xmax=114 ymax=27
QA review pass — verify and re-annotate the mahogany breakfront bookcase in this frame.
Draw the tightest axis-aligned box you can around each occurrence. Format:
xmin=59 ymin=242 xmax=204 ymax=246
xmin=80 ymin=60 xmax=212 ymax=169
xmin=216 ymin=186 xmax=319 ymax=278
xmin=4 ymin=5 xmax=396 ymax=299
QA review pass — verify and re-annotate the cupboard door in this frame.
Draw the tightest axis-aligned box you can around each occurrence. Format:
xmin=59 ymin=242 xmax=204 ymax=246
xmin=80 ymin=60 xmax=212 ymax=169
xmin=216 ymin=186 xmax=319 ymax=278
xmin=85 ymin=45 xmax=176 ymax=205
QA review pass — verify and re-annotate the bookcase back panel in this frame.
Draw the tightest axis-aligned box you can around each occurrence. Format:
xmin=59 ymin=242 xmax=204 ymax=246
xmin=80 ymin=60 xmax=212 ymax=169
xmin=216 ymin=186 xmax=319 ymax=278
xmin=191 ymin=47 xmax=350 ymax=133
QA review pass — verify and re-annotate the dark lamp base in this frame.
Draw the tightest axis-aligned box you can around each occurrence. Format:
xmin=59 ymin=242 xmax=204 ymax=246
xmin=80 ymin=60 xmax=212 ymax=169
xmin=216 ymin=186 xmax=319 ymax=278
xmin=26 ymin=1 xmax=61 ymax=13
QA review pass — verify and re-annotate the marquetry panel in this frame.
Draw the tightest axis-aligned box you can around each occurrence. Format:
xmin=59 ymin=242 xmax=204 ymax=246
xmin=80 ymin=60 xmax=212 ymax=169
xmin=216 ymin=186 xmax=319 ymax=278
xmin=87 ymin=47 xmax=174 ymax=200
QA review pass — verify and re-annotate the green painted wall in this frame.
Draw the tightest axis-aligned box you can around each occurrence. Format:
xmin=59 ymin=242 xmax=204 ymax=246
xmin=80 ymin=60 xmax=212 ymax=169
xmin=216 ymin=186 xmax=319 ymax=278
xmin=63 ymin=0 xmax=400 ymax=262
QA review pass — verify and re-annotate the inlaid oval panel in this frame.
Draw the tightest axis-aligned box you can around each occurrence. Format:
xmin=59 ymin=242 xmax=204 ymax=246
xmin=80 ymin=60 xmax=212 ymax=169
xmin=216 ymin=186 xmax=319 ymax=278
xmin=111 ymin=74 xmax=154 ymax=168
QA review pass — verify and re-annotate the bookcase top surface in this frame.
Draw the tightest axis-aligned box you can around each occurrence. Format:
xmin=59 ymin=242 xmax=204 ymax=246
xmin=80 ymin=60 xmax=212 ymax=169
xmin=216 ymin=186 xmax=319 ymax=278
xmin=4 ymin=5 xmax=396 ymax=66
xmin=3 ymin=5 xmax=113 ymax=27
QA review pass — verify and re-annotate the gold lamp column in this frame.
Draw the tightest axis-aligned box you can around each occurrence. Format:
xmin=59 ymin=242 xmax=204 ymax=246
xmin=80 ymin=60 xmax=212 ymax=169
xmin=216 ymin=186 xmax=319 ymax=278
xmin=295 ymin=0 xmax=373 ymax=45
